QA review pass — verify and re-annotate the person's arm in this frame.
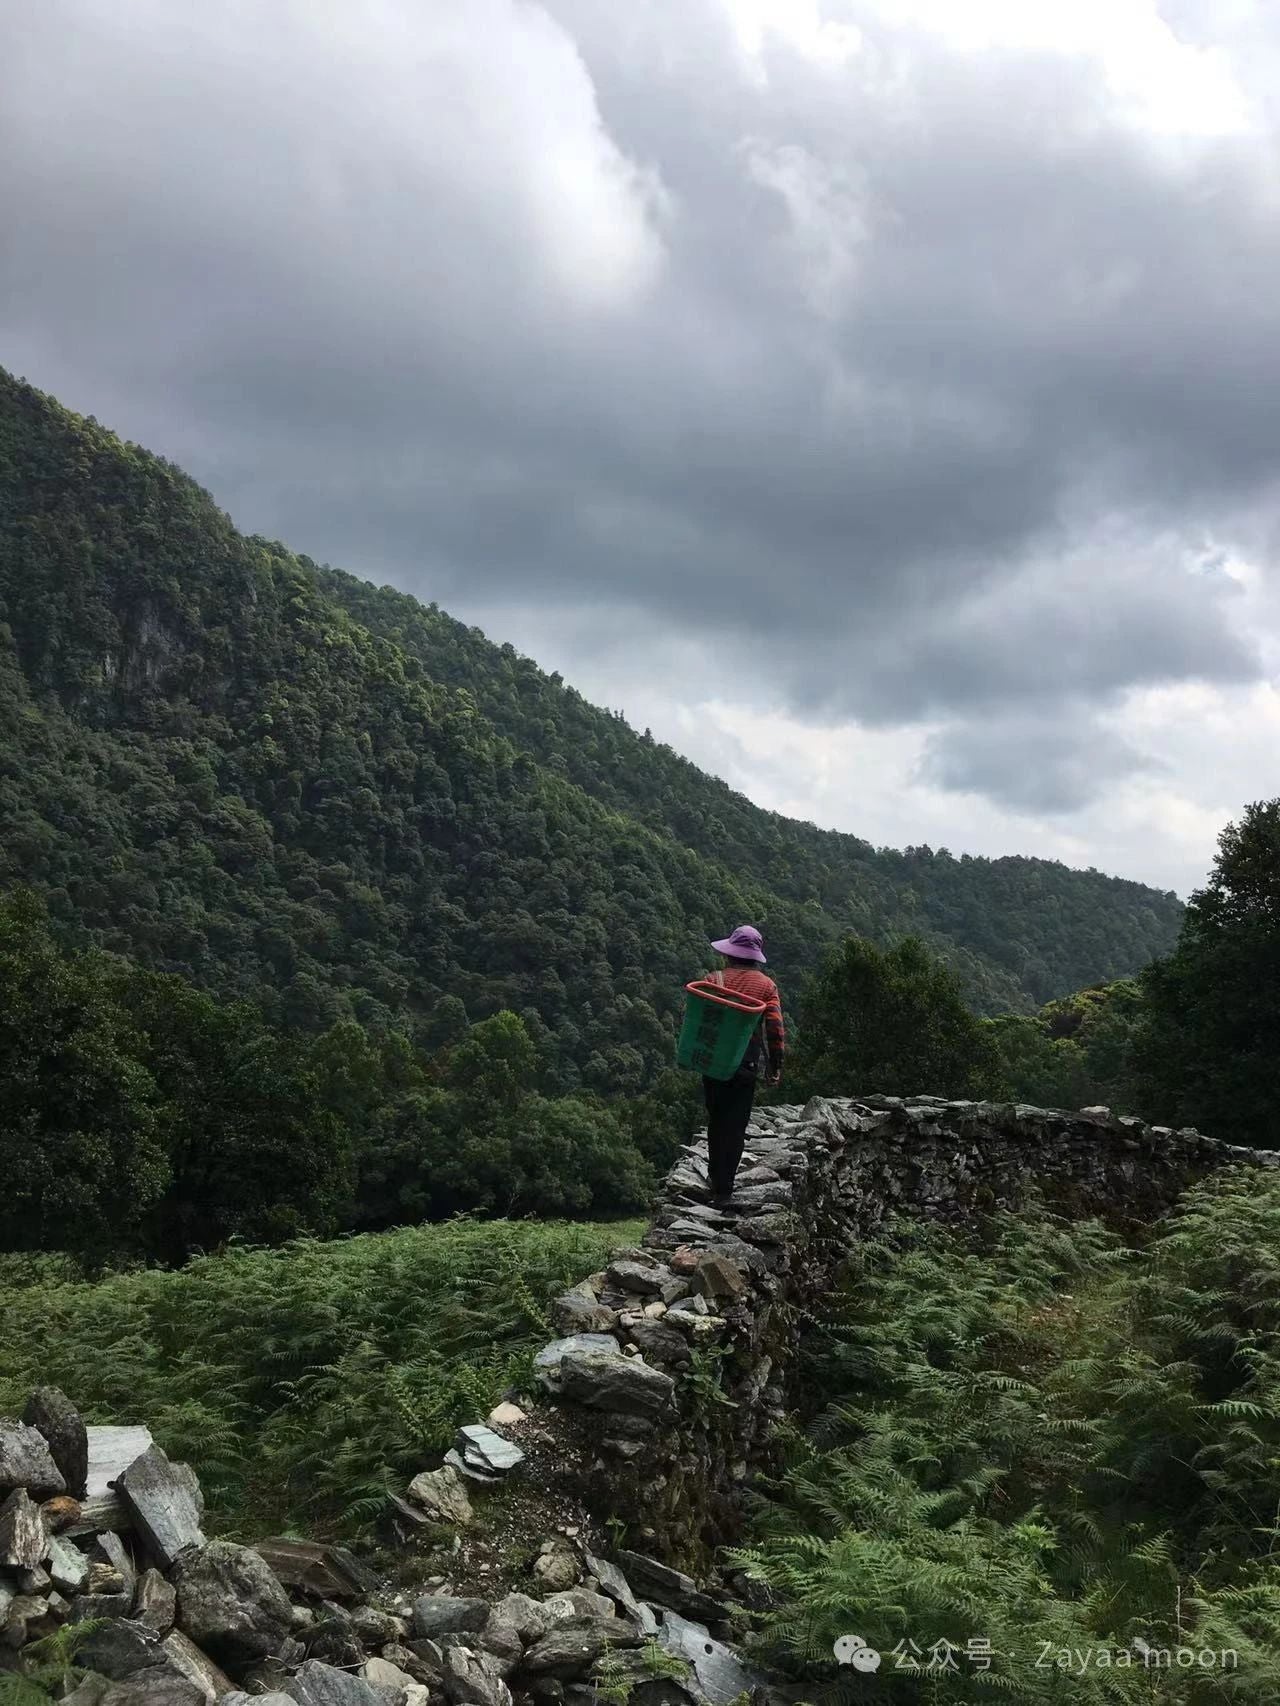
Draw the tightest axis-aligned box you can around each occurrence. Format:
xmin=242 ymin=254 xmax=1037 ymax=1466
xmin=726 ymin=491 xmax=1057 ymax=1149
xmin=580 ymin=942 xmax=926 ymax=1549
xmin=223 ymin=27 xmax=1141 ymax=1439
xmin=763 ymin=981 xmax=785 ymax=1084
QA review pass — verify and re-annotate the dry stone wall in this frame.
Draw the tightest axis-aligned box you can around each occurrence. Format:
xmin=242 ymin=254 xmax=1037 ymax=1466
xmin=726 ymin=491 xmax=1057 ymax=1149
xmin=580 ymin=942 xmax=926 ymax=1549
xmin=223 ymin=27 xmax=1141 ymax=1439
xmin=533 ymin=1095 xmax=1279 ymax=1560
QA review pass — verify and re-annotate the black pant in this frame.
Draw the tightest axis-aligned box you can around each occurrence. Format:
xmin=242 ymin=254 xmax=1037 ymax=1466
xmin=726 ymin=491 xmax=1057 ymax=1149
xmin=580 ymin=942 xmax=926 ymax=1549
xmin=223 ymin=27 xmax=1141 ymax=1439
xmin=703 ymin=1072 xmax=757 ymax=1197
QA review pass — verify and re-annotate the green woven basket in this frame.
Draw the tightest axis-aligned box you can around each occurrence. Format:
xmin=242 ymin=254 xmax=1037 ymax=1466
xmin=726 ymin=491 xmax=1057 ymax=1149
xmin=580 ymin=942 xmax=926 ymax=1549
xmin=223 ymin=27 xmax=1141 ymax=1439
xmin=676 ymin=979 xmax=766 ymax=1080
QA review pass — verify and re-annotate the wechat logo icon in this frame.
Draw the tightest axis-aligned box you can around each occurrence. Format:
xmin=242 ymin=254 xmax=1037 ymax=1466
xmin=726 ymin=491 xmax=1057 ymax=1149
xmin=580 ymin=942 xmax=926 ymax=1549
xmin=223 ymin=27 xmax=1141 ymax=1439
xmin=833 ymin=1634 xmax=881 ymax=1673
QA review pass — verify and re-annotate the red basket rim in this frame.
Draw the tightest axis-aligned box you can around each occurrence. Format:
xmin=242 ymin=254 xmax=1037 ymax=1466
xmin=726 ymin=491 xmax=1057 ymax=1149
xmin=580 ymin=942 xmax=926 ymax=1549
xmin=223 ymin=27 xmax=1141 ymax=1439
xmin=684 ymin=978 xmax=767 ymax=1016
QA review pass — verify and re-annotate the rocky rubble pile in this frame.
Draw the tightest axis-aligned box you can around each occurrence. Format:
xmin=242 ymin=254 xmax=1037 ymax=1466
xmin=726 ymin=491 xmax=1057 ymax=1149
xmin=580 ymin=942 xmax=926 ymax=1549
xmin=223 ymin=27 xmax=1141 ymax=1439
xmin=0 ymin=1390 xmax=766 ymax=1706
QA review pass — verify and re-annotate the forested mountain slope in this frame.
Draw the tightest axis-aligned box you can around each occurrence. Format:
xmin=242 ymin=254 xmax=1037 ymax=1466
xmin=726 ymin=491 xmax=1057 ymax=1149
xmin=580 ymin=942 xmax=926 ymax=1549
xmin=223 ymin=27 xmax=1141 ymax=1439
xmin=0 ymin=369 xmax=1180 ymax=1086
xmin=319 ymin=568 xmax=1181 ymax=1008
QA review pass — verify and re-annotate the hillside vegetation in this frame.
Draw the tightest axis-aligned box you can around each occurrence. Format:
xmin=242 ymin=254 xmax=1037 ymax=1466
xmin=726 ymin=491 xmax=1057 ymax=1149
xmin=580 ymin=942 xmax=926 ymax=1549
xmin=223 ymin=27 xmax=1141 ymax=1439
xmin=0 ymin=368 xmax=1181 ymax=1104
xmin=736 ymin=1175 xmax=1280 ymax=1700
xmin=0 ymin=1216 xmax=640 ymax=1538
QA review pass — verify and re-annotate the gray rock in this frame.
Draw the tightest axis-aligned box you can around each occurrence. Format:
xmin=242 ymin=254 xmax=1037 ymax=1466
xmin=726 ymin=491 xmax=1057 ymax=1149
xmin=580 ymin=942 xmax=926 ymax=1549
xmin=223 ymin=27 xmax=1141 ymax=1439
xmin=551 ymin=1292 xmax=619 ymax=1335
xmin=522 ymin=1618 xmax=639 ymax=1677
xmin=305 ymin=1613 xmax=365 ymax=1669
xmin=559 ymin=1352 xmax=675 ymax=1417
xmin=442 ymin=1449 xmax=501 ymax=1485
xmin=4 ymin=1593 xmax=53 ymax=1650
xmin=582 ymin=1554 xmax=658 ymax=1634
xmin=224 ymin=1696 xmax=295 ymax=1706
xmin=76 ymin=1670 xmax=206 ymax=1706
xmin=525 ymin=1682 xmax=564 ymax=1706
xmin=605 ymin=1262 xmax=687 ymax=1305
xmin=384 ymin=1492 xmax=431 ymax=1542
xmin=251 ymin=1538 xmax=379 ymax=1600
xmin=532 ymin=1538 xmax=580 ymax=1592
xmin=118 ymin=1447 xmax=206 ymax=1569
xmin=412 ymin=1597 xmax=490 ymax=1639
xmin=690 ymin=1255 xmax=747 ymax=1301
xmin=161 ymin=1630 xmax=237 ymax=1704
xmin=657 ymin=1612 xmax=764 ymax=1705
xmin=405 ymin=1465 xmax=474 ymax=1526
xmin=23 ymin=1388 xmax=89 ymax=1496
xmin=475 ymin=1621 xmax=523 ymax=1675
xmin=285 ymin=1660 xmax=402 ymax=1706
xmin=88 ymin=1559 xmax=127 ymax=1594
xmin=349 ymin=1606 xmax=407 ymax=1645
xmin=532 ymin=1335 xmax=621 ymax=1392
xmin=381 ymin=1646 xmax=438 ymax=1687
xmin=172 ymin=1539 xmax=294 ymax=1664
xmin=134 ymin=1567 xmax=178 ymax=1636
xmin=622 ymin=1322 xmax=691 ymax=1368
xmin=610 ymin=1555 xmax=726 ymax=1626
xmin=722 ymin=1183 xmax=791 ymax=1212
xmin=361 ymin=1657 xmax=417 ymax=1694
xmin=98 ymin=1529 xmax=138 ymax=1596
xmin=440 ymin=1645 xmax=513 ymax=1706
xmin=489 ymin=1591 xmax=552 ymax=1642
xmin=455 ymin=1425 xmax=524 ymax=1475
xmin=0 ymin=1421 xmax=65 ymax=1499
xmin=79 ymin=1621 xmax=170 ymax=1681
xmin=48 ymin=1531 xmax=90 ymax=1593
xmin=64 ymin=1491 xmax=129 ymax=1540
xmin=0 ymin=1487 xmax=49 ymax=1569
xmin=542 ymin=1590 xmax=614 ymax=1622
xmin=71 ymin=1591 xmax=136 ymax=1621
xmin=405 ymin=1639 xmax=447 ymax=1683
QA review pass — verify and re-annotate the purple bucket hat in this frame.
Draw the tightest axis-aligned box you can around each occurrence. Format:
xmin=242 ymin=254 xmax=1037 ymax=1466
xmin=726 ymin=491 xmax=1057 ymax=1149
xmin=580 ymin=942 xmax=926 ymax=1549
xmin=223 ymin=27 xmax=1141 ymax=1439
xmin=711 ymin=924 xmax=767 ymax=964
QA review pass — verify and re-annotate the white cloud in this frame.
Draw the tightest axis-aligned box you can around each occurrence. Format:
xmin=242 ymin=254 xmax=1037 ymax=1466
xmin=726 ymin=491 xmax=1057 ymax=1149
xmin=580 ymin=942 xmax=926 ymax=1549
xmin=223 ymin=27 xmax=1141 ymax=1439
xmin=867 ymin=0 xmax=1255 ymax=135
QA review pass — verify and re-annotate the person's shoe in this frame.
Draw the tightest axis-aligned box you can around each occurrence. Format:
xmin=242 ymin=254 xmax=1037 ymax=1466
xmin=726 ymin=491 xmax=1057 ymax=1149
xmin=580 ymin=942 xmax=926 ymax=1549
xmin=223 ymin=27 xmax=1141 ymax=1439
xmin=710 ymin=1192 xmax=734 ymax=1210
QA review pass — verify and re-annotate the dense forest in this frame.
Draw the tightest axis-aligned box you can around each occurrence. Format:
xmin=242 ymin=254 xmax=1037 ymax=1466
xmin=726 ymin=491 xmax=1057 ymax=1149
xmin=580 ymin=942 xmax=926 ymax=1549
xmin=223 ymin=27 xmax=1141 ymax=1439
xmin=0 ymin=368 xmax=1180 ymax=1097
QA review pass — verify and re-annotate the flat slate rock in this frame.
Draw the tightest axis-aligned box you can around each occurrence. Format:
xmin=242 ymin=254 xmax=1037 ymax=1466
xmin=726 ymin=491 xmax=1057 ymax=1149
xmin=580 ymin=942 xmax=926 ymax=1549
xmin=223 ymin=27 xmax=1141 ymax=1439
xmin=442 ymin=1448 xmax=501 ymax=1485
xmin=0 ymin=1419 xmax=66 ymax=1499
xmin=658 ymin=1612 xmax=764 ymax=1706
xmin=118 ymin=1445 xmax=205 ymax=1569
xmin=86 ymin=1426 xmax=155 ymax=1498
xmin=455 ymin=1425 xmax=524 ymax=1475
xmin=66 ymin=1491 xmax=131 ymax=1539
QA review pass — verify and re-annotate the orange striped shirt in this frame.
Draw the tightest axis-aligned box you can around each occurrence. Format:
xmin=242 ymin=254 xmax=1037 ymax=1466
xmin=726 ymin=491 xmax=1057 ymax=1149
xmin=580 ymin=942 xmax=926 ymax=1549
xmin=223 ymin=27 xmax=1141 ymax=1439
xmin=715 ymin=967 xmax=786 ymax=1072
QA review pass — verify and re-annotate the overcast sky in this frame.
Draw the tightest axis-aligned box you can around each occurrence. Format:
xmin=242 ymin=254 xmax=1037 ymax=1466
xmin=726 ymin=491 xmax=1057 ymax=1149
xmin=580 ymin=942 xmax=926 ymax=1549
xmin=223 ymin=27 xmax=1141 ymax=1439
xmin=5 ymin=0 xmax=1280 ymax=896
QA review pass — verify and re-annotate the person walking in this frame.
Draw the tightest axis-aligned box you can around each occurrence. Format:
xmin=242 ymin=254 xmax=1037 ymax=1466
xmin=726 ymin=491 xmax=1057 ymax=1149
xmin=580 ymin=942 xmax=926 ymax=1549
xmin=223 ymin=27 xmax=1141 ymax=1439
xmin=702 ymin=925 xmax=785 ymax=1207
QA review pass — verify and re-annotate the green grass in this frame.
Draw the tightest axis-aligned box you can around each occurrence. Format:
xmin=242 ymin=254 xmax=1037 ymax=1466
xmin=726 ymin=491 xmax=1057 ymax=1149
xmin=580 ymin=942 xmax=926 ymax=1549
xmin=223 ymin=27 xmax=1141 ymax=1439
xmin=0 ymin=1215 xmax=642 ymax=1537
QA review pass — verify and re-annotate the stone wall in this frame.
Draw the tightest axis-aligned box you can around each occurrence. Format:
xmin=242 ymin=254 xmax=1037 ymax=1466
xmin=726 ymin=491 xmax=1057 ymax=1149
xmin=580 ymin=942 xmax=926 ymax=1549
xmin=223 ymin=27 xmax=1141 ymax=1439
xmin=532 ymin=1096 xmax=1278 ymax=1565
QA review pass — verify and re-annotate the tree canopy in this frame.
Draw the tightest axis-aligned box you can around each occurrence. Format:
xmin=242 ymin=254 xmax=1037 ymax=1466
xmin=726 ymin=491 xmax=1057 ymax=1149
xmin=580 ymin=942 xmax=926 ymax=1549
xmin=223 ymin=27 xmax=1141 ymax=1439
xmin=1137 ymin=799 xmax=1280 ymax=1146
xmin=789 ymin=934 xmax=1004 ymax=1102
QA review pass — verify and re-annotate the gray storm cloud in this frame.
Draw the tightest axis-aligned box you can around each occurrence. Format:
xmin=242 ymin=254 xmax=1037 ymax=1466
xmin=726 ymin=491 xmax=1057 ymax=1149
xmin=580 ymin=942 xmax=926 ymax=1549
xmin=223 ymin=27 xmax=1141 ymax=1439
xmin=1 ymin=0 xmax=1276 ymax=814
